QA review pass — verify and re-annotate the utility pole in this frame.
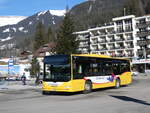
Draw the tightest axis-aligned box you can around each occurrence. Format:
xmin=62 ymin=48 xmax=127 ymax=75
xmin=143 ymin=47 xmax=147 ymax=73
xmin=124 ymin=8 xmax=126 ymax=16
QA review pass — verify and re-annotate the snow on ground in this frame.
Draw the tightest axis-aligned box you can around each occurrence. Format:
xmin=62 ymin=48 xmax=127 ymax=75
xmin=0 ymin=16 xmax=26 ymax=27
xmin=23 ymin=30 xmax=28 ymax=33
xmin=52 ymin=21 xmax=55 ymax=25
xmin=0 ymin=36 xmax=13 ymax=42
xmin=38 ymin=11 xmax=47 ymax=16
xmin=12 ymin=28 xmax=17 ymax=32
xmin=18 ymin=27 xmax=24 ymax=31
xmin=29 ymin=21 xmax=32 ymax=25
xmin=49 ymin=10 xmax=66 ymax=16
xmin=3 ymin=28 xmax=10 ymax=33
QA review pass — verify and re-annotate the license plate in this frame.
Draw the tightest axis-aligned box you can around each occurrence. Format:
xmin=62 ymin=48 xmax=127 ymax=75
xmin=49 ymin=83 xmax=58 ymax=87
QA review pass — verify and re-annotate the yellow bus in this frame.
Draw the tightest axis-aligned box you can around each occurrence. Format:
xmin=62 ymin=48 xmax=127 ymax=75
xmin=42 ymin=54 xmax=132 ymax=94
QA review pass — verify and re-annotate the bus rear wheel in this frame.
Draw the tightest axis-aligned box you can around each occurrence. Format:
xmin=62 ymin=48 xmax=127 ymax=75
xmin=115 ymin=79 xmax=120 ymax=89
xmin=83 ymin=81 xmax=92 ymax=94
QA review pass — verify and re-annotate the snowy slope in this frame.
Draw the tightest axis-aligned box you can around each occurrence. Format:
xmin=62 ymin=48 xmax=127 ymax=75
xmin=37 ymin=10 xmax=66 ymax=17
xmin=0 ymin=16 xmax=26 ymax=27
xmin=0 ymin=10 xmax=65 ymax=51
xmin=0 ymin=10 xmax=64 ymax=46
xmin=49 ymin=10 xmax=66 ymax=16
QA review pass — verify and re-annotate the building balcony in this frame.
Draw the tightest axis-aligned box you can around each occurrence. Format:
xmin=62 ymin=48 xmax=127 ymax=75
xmin=115 ymin=38 xmax=124 ymax=41
xmin=137 ymin=40 xmax=150 ymax=46
xmin=91 ymin=49 xmax=100 ymax=51
xmin=109 ymin=47 xmax=115 ymax=50
xmin=116 ymin=54 xmax=126 ymax=57
xmin=99 ymin=40 xmax=107 ymax=43
xmin=90 ymin=41 xmax=98 ymax=45
xmin=138 ymin=49 xmax=150 ymax=54
xmin=100 ymin=48 xmax=108 ymax=51
xmin=126 ymin=37 xmax=133 ymax=40
xmin=79 ymin=44 xmax=89 ymax=48
xmin=137 ymin=49 xmax=143 ymax=54
xmin=127 ymin=54 xmax=134 ymax=57
xmin=124 ymin=29 xmax=133 ymax=32
xmin=78 ymin=50 xmax=89 ymax=54
xmin=79 ymin=38 xmax=89 ymax=42
xmin=116 ymin=30 xmax=124 ymax=34
xmin=137 ymin=31 xmax=150 ymax=37
xmin=107 ymin=31 xmax=115 ymax=35
xmin=115 ymin=47 xmax=125 ymax=50
xmin=125 ymin=46 xmax=134 ymax=49
xmin=136 ymin=21 xmax=150 ymax=28
xmin=109 ymin=39 xmax=115 ymax=42
xmin=99 ymin=32 xmax=107 ymax=36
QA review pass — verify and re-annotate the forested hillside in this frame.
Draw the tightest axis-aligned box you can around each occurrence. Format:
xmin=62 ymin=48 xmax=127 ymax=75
xmin=70 ymin=0 xmax=150 ymax=31
xmin=1 ymin=0 xmax=150 ymax=57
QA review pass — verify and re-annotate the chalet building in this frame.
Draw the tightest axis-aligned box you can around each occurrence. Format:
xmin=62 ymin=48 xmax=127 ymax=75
xmin=34 ymin=43 xmax=56 ymax=57
xmin=75 ymin=15 xmax=150 ymax=73
xmin=33 ymin=42 xmax=56 ymax=73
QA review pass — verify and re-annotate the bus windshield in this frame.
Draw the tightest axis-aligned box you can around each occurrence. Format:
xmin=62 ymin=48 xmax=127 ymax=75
xmin=44 ymin=64 xmax=71 ymax=82
xmin=43 ymin=55 xmax=71 ymax=82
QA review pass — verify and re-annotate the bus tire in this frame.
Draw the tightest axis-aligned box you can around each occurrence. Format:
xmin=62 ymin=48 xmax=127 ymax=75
xmin=83 ymin=81 xmax=92 ymax=94
xmin=42 ymin=91 xmax=47 ymax=95
xmin=115 ymin=79 xmax=120 ymax=89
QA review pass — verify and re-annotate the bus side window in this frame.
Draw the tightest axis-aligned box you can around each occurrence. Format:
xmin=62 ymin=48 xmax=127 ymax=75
xmin=103 ymin=62 xmax=112 ymax=75
xmin=120 ymin=62 xmax=130 ymax=73
xmin=113 ymin=63 xmax=120 ymax=75
xmin=73 ymin=63 xmax=84 ymax=79
xmin=78 ymin=65 xmax=82 ymax=74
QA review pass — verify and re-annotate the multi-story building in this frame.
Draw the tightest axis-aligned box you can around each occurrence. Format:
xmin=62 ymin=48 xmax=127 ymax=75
xmin=75 ymin=15 xmax=150 ymax=72
xmin=135 ymin=15 xmax=150 ymax=59
xmin=76 ymin=15 xmax=137 ymax=58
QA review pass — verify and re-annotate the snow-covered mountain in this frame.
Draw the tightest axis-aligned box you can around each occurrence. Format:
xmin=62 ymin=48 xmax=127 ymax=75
xmin=0 ymin=10 xmax=65 ymax=51
xmin=0 ymin=10 xmax=65 ymax=28
xmin=0 ymin=16 xmax=26 ymax=27
xmin=0 ymin=10 xmax=66 ymax=57
xmin=38 ymin=10 xmax=66 ymax=16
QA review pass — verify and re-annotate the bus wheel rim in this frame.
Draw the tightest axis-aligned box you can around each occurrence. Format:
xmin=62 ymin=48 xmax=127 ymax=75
xmin=85 ymin=83 xmax=91 ymax=91
xmin=116 ymin=80 xmax=120 ymax=88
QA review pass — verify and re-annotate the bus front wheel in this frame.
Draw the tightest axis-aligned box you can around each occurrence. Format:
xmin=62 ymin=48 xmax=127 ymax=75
xmin=115 ymin=79 xmax=120 ymax=89
xmin=83 ymin=81 xmax=92 ymax=94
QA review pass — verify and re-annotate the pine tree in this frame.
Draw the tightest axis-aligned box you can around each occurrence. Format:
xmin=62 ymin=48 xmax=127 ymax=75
xmin=30 ymin=57 xmax=40 ymax=77
xmin=34 ymin=22 xmax=46 ymax=51
xmin=124 ymin=0 xmax=145 ymax=16
xmin=47 ymin=26 xmax=54 ymax=42
xmin=55 ymin=13 xmax=79 ymax=55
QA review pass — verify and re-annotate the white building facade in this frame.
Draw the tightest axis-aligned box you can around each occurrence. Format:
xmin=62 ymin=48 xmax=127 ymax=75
xmin=75 ymin=15 xmax=150 ymax=72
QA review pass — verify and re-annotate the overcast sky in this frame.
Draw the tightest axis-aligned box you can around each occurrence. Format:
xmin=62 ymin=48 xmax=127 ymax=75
xmin=0 ymin=0 xmax=86 ymax=16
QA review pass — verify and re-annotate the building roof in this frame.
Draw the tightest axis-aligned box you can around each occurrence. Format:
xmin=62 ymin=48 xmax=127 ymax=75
xmin=20 ymin=51 xmax=32 ymax=56
xmin=112 ymin=15 xmax=135 ymax=21
xmin=34 ymin=42 xmax=56 ymax=57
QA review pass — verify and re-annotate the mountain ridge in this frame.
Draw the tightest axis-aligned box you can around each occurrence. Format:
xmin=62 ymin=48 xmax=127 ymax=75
xmin=1 ymin=0 xmax=150 ymax=57
xmin=0 ymin=10 xmax=65 ymax=42
xmin=0 ymin=10 xmax=65 ymax=57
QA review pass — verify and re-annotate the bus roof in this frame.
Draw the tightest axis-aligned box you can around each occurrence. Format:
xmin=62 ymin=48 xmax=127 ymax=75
xmin=72 ymin=54 xmax=130 ymax=61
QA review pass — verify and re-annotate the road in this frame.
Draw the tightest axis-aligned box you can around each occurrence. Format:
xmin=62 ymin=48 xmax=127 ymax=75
xmin=0 ymin=76 xmax=150 ymax=113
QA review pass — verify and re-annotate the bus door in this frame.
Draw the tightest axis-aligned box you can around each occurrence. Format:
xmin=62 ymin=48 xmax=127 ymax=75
xmin=71 ymin=57 xmax=85 ymax=91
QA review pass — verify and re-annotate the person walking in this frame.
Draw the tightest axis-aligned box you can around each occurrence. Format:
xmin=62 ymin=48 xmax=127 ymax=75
xmin=21 ymin=73 xmax=26 ymax=85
